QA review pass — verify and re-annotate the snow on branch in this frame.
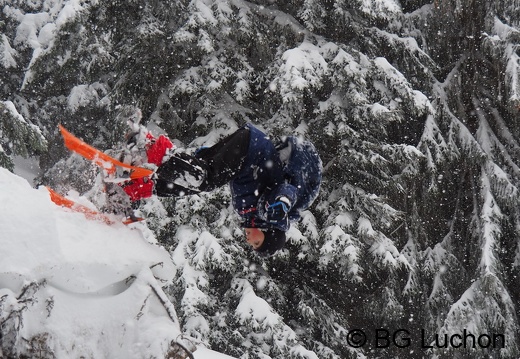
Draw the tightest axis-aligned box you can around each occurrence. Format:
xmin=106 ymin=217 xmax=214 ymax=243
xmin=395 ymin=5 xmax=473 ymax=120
xmin=371 ymin=57 xmax=431 ymax=115
xmin=477 ymin=171 xmax=504 ymax=276
xmin=192 ymin=230 xmax=233 ymax=270
xmin=319 ymin=224 xmax=363 ymax=281
xmin=485 ymin=17 xmax=520 ymax=105
xmin=231 ymin=278 xmax=318 ymax=357
xmin=359 ymin=217 xmax=409 ymax=270
xmin=475 ymin=99 xmax=519 ymax=202
xmin=234 ymin=279 xmax=283 ymax=331
xmin=271 ymin=41 xmax=328 ymax=102
xmin=418 ymin=115 xmax=452 ymax=182
xmin=368 ymin=27 xmax=437 ymax=75
xmin=359 ymin=0 xmax=401 ymax=21
xmin=0 ymin=101 xmax=47 ymax=162
xmin=3 ymin=1 xmax=94 ymax=89
xmin=505 ymin=44 xmax=520 ymax=103
xmin=438 ymin=275 xmax=519 ymax=358
xmin=298 ymin=0 xmax=327 ymax=32
xmin=67 ymin=83 xmax=107 ymax=112
xmin=187 ymin=0 xmax=219 ymax=28
xmin=174 ymin=0 xmax=221 ymax=53
xmin=287 ymin=211 xmax=320 ymax=261
xmin=0 ymin=35 xmax=17 ymax=68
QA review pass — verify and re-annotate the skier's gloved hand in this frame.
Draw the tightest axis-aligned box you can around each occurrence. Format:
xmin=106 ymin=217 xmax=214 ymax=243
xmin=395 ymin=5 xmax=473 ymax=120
xmin=265 ymin=196 xmax=291 ymax=223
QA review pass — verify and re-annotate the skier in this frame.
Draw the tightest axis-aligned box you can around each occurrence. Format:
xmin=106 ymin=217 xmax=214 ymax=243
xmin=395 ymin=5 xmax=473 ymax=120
xmin=120 ymin=122 xmax=322 ymax=257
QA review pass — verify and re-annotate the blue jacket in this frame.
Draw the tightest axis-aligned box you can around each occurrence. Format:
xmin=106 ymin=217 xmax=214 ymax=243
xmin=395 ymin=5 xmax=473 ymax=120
xmin=232 ymin=124 xmax=322 ymax=231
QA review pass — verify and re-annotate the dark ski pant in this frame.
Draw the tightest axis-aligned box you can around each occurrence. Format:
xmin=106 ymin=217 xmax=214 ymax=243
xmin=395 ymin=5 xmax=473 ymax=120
xmin=154 ymin=127 xmax=250 ymax=197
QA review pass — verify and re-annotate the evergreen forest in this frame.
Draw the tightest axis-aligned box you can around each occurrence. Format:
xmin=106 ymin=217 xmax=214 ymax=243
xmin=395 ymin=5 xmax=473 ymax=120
xmin=1 ymin=0 xmax=520 ymax=358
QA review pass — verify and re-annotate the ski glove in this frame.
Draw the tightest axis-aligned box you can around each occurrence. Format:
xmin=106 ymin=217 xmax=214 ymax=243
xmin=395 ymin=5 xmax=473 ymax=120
xmin=265 ymin=197 xmax=291 ymax=223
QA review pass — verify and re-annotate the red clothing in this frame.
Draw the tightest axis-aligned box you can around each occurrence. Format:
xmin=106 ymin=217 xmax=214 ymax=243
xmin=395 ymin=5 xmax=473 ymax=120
xmin=122 ymin=133 xmax=174 ymax=201
xmin=122 ymin=177 xmax=154 ymax=201
xmin=146 ymin=134 xmax=173 ymax=165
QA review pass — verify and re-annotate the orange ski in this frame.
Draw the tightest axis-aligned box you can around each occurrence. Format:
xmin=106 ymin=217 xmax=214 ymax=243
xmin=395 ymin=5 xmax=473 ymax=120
xmin=46 ymin=187 xmax=144 ymax=225
xmin=58 ymin=124 xmax=153 ymax=180
xmin=46 ymin=186 xmax=114 ymax=224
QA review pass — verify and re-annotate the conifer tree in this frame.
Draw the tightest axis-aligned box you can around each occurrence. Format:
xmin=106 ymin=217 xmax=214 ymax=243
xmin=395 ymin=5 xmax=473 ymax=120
xmin=0 ymin=101 xmax=46 ymax=171
xmin=2 ymin=0 xmax=520 ymax=358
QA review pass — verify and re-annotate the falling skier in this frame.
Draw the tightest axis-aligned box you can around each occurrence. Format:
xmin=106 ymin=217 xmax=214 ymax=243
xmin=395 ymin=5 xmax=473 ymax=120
xmin=74 ymin=115 xmax=322 ymax=257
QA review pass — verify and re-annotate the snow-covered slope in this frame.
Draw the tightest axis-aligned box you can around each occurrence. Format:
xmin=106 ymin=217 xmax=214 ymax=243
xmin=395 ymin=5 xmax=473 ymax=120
xmin=0 ymin=168 xmax=235 ymax=359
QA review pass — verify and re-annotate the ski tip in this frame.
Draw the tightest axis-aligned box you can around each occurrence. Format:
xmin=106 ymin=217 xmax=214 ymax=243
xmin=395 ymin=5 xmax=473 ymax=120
xmin=58 ymin=123 xmax=153 ymax=179
xmin=129 ymin=167 xmax=154 ymax=179
xmin=58 ymin=123 xmax=70 ymax=137
xmin=58 ymin=124 xmax=80 ymax=152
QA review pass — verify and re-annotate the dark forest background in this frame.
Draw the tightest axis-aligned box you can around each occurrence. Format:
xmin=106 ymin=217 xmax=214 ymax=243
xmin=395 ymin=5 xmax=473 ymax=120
xmin=1 ymin=0 xmax=520 ymax=358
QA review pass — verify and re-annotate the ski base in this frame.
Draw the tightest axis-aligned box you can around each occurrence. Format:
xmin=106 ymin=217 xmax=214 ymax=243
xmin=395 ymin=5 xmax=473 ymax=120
xmin=46 ymin=187 xmax=144 ymax=225
xmin=59 ymin=124 xmax=154 ymax=180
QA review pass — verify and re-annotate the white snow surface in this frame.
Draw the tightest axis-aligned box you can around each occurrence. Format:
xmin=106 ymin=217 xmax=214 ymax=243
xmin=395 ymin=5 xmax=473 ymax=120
xmin=0 ymin=168 xmax=236 ymax=359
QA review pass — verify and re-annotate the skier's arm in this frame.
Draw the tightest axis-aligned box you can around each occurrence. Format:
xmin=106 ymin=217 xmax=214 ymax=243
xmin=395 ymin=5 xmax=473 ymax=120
xmin=271 ymin=183 xmax=297 ymax=207
xmin=262 ymin=183 xmax=297 ymax=224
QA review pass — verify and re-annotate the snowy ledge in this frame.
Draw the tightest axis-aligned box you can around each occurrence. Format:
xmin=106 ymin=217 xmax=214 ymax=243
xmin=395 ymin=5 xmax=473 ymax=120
xmin=0 ymin=168 xmax=235 ymax=359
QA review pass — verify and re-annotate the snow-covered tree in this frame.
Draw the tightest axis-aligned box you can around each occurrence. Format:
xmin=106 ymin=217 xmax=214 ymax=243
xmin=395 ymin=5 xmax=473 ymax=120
xmin=0 ymin=101 xmax=46 ymax=171
xmin=2 ymin=0 xmax=520 ymax=358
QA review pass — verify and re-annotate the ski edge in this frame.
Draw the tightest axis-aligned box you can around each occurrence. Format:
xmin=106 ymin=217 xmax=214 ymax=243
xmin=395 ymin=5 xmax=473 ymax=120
xmin=46 ymin=187 xmax=144 ymax=225
xmin=58 ymin=124 xmax=154 ymax=180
